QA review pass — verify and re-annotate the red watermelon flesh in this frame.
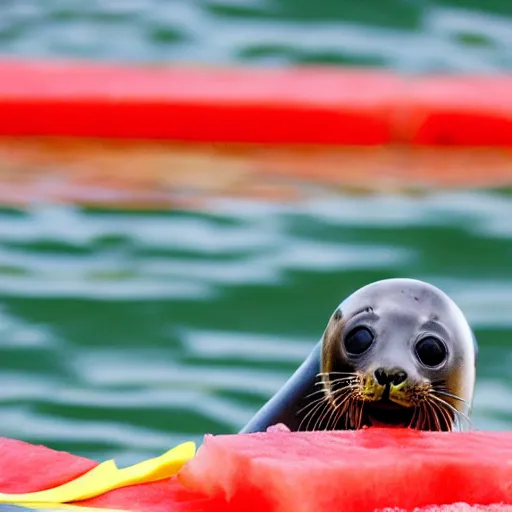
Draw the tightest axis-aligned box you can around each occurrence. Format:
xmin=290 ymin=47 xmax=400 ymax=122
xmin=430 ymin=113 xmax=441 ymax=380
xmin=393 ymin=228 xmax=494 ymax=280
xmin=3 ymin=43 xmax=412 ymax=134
xmin=0 ymin=431 xmax=510 ymax=512
xmin=0 ymin=436 xmax=222 ymax=512
xmin=178 ymin=428 xmax=512 ymax=512
xmin=0 ymin=437 xmax=97 ymax=493
xmin=384 ymin=506 xmax=511 ymax=512
xmin=77 ymin=477 xmax=227 ymax=512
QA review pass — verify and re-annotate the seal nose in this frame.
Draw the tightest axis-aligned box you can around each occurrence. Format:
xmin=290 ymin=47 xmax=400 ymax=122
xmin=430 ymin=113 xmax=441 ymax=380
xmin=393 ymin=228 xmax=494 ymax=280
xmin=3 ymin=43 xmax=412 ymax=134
xmin=374 ymin=368 xmax=408 ymax=386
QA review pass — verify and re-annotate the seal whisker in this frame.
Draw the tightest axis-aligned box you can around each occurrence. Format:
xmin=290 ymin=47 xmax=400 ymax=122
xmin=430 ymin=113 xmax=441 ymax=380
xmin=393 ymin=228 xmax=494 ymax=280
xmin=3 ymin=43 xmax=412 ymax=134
xmin=432 ymin=401 xmax=444 ymax=432
xmin=425 ymin=402 xmax=435 ymax=431
xmin=344 ymin=399 xmax=352 ymax=429
xmin=331 ymin=395 xmax=353 ymax=430
xmin=324 ymin=404 xmax=340 ymax=430
xmin=430 ymin=397 xmax=456 ymax=432
xmin=324 ymin=382 xmax=359 ymax=408
xmin=431 ymin=393 xmax=472 ymax=425
xmin=303 ymin=388 xmax=353 ymax=431
xmin=352 ymin=399 xmax=362 ymax=430
xmin=297 ymin=394 xmax=329 ymax=417
xmin=356 ymin=401 xmax=365 ymax=429
xmin=408 ymin=405 xmax=419 ymax=430
xmin=432 ymin=389 xmax=471 ymax=407
xmin=307 ymin=403 xmax=329 ymax=432
xmin=333 ymin=389 xmax=356 ymax=410
xmin=299 ymin=397 xmax=330 ymax=431
xmin=324 ymin=375 xmax=359 ymax=383
xmin=418 ymin=402 xmax=428 ymax=430
xmin=314 ymin=376 xmax=357 ymax=387
xmin=317 ymin=372 xmax=359 ymax=377
xmin=319 ymin=400 xmax=341 ymax=431
xmin=348 ymin=399 xmax=359 ymax=430
xmin=304 ymin=388 xmax=331 ymax=400
xmin=331 ymin=384 xmax=360 ymax=395
xmin=329 ymin=407 xmax=344 ymax=431
xmin=422 ymin=403 xmax=430 ymax=431
xmin=415 ymin=404 xmax=425 ymax=430
xmin=430 ymin=398 xmax=453 ymax=432
xmin=429 ymin=394 xmax=473 ymax=430
xmin=331 ymin=385 xmax=361 ymax=413
xmin=312 ymin=401 xmax=332 ymax=432
xmin=421 ymin=403 xmax=432 ymax=431
xmin=321 ymin=387 xmax=358 ymax=430
xmin=329 ymin=379 xmax=360 ymax=389
xmin=425 ymin=398 xmax=443 ymax=432
xmin=430 ymin=383 xmax=471 ymax=415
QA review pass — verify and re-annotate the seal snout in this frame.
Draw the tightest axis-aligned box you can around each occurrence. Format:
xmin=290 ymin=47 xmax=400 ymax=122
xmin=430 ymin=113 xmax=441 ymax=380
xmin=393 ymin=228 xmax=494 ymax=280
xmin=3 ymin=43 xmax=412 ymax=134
xmin=374 ymin=368 xmax=407 ymax=387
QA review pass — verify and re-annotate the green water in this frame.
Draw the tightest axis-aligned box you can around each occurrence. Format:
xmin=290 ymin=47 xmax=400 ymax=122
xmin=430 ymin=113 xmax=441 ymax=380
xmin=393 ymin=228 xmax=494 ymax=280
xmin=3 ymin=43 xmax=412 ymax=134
xmin=1 ymin=0 xmax=512 ymax=71
xmin=0 ymin=192 xmax=509 ymax=471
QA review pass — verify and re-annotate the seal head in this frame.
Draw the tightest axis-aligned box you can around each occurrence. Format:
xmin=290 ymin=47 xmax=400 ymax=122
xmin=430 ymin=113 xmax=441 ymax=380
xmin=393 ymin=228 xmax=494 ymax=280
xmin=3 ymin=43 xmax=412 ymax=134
xmin=241 ymin=278 xmax=477 ymax=434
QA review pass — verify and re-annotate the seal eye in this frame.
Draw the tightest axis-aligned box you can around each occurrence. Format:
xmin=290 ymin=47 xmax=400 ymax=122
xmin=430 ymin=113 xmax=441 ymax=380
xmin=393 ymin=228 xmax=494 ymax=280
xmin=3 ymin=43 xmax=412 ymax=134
xmin=344 ymin=327 xmax=374 ymax=355
xmin=415 ymin=336 xmax=447 ymax=367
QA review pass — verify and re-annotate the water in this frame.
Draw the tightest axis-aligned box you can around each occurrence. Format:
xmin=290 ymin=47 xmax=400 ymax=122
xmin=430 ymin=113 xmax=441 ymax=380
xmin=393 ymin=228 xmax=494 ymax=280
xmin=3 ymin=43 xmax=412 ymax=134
xmin=0 ymin=0 xmax=511 ymax=72
xmin=0 ymin=190 xmax=509 ymax=472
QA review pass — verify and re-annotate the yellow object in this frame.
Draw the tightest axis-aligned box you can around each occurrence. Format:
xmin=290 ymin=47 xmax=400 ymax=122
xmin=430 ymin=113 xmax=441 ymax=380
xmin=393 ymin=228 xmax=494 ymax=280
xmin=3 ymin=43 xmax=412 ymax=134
xmin=21 ymin=504 xmax=130 ymax=512
xmin=0 ymin=441 xmax=195 ymax=505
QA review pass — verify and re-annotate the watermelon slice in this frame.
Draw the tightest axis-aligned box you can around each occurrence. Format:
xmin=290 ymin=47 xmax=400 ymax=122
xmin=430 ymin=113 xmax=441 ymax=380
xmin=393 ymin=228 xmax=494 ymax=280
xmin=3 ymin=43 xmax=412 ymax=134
xmin=0 ymin=438 xmax=97 ymax=494
xmin=178 ymin=428 xmax=512 ymax=512
xmin=77 ymin=477 xmax=224 ymax=512
xmin=383 ymin=507 xmax=509 ymax=512
xmin=0 ymin=430 xmax=511 ymax=512
xmin=0 ymin=437 xmax=216 ymax=512
xmin=385 ymin=507 xmax=511 ymax=512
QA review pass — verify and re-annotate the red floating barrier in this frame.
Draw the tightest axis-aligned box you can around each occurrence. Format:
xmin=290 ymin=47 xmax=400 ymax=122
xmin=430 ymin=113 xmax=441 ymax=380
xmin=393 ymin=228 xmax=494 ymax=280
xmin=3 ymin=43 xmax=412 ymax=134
xmin=0 ymin=60 xmax=511 ymax=146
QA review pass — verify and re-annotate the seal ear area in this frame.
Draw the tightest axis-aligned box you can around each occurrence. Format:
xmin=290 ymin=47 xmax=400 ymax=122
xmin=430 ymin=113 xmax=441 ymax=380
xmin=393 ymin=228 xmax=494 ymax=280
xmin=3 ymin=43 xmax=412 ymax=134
xmin=321 ymin=308 xmax=345 ymax=374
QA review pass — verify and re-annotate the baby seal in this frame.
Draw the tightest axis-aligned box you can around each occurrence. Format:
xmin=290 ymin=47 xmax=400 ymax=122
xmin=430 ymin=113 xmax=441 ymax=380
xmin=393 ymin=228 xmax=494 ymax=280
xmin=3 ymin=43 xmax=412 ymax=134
xmin=241 ymin=278 xmax=477 ymax=434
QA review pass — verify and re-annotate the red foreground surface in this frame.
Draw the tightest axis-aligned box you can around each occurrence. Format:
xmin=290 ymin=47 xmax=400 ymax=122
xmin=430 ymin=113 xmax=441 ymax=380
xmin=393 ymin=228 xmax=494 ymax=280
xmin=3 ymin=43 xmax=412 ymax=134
xmin=0 ymin=429 xmax=511 ymax=512
xmin=1 ymin=60 xmax=512 ymax=146
xmin=179 ymin=428 xmax=512 ymax=512
xmin=0 ymin=437 xmax=218 ymax=512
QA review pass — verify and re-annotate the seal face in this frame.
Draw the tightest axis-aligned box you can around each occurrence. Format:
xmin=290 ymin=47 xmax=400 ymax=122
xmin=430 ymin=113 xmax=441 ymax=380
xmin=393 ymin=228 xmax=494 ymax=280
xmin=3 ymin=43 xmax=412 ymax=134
xmin=240 ymin=278 xmax=477 ymax=434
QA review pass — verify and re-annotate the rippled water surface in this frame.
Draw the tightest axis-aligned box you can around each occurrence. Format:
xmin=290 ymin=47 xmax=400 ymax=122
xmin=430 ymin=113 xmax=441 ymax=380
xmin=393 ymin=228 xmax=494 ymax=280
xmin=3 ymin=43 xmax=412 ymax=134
xmin=1 ymin=0 xmax=512 ymax=72
xmin=0 ymin=191 xmax=509 ymax=471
